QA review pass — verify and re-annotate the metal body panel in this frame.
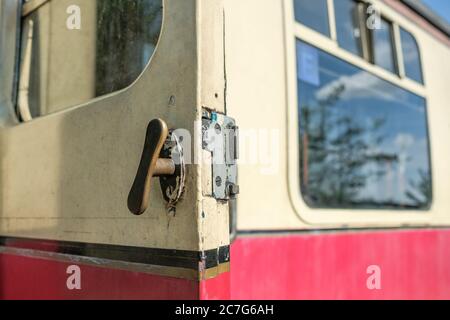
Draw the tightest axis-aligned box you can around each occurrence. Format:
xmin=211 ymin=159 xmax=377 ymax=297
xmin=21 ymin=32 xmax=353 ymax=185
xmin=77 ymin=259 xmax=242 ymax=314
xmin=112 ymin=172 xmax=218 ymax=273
xmin=0 ymin=0 xmax=229 ymax=256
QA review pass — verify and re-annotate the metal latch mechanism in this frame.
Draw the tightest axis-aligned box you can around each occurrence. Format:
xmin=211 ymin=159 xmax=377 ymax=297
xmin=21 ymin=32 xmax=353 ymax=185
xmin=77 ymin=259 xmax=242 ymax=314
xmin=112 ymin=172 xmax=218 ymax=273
xmin=127 ymin=119 xmax=185 ymax=215
xmin=202 ymin=110 xmax=239 ymax=200
xmin=127 ymin=112 xmax=238 ymax=216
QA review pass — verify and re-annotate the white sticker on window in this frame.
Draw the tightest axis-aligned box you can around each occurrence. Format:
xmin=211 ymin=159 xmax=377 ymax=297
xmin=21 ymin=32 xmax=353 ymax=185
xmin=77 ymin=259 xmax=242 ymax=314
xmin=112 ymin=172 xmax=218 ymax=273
xmin=297 ymin=42 xmax=320 ymax=86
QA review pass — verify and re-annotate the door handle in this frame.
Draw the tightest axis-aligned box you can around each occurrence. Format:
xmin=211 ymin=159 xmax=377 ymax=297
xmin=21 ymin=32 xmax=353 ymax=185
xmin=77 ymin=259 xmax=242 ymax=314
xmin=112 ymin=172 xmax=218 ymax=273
xmin=127 ymin=119 xmax=184 ymax=215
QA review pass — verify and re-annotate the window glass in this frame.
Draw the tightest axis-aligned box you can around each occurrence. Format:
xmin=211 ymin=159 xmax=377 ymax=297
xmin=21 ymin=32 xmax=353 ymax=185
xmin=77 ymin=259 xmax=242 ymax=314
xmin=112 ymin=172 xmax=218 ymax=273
xmin=0 ymin=0 xmax=21 ymax=125
xmin=371 ymin=18 xmax=397 ymax=73
xmin=400 ymin=28 xmax=424 ymax=84
xmin=294 ymin=0 xmax=330 ymax=37
xmin=296 ymin=41 xmax=431 ymax=209
xmin=334 ymin=0 xmax=363 ymax=57
xmin=17 ymin=0 xmax=162 ymax=120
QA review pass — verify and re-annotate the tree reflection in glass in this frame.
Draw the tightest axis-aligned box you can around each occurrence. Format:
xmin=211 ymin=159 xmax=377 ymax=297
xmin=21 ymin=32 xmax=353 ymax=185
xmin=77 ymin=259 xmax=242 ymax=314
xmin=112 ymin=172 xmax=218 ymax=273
xmin=297 ymin=41 xmax=431 ymax=209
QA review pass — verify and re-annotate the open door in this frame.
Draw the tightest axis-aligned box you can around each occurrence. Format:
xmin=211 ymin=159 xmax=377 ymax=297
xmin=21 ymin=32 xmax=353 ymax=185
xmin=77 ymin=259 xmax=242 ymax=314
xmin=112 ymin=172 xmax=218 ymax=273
xmin=0 ymin=0 xmax=235 ymax=299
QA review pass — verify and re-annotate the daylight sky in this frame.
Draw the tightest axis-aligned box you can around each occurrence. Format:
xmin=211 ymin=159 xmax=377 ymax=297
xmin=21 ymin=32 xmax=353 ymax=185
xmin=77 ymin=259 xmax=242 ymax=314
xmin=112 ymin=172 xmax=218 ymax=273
xmin=421 ymin=0 xmax=450 ymax=24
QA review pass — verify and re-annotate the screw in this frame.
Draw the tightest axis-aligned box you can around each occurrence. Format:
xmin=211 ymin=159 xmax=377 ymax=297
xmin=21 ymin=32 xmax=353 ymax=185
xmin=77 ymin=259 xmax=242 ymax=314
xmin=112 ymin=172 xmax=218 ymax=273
xmin=215 ymin=176 xmax=222 ymax=187
xmin=214 ymin=123 xmax=222 ymax=134
xmin=168 ymin=95 xmax=176 ymax=107
xmin=202 ymin=110 xmax=211 ymax=119
xmin=228 ymin=183 xmax=240 ymax=196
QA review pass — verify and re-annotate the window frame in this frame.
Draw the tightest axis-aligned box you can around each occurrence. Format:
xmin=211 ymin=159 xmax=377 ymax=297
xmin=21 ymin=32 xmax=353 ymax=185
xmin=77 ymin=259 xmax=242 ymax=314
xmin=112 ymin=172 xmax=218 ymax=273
xmin=293 ymin=0 xmax=425 ymax=84
xmin=284 ymin=0 xmax=433 ymax=227
xmin=293 ymin=0 xmax=332 ymax=38
xmin=398 ymin=26 xmax=425 ymax=84
xmin=369 ymin=15 xmax=399 ymax=75
xmin=332 ymin=0 xmax=365 ymax=59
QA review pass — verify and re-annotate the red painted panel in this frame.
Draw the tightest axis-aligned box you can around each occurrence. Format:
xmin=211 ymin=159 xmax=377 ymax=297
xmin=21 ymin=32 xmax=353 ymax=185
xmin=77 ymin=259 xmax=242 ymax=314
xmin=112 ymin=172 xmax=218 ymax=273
xmin=0 ymin=253 xmax=198 ymax=300
xmin=230 ymin=229 xmax=450 ymax=300
xmin=3 ymin=229 xmax=450 ymax=299
xmin=200 ymin=272 xmax=230 ymax=300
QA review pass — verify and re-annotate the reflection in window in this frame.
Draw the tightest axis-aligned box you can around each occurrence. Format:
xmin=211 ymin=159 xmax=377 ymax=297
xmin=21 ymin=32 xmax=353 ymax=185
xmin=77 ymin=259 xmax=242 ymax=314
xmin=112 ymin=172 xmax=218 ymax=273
xmin=400 ymin=28 xmax=424 ymax=84
xmin=371 ymin=18 xmax=397 ymax=73
xmin=294 ymin=0 xmax=330 ymax=37
xmin=18 ymin=0 xmax=163 ymax=120
xmin=296 ymin=41 xmax=431 ymax=209
xmin=95 ymin=0 xmax=162 ymax=96
xmin=334 ymin=0 xmax=363 ymax=57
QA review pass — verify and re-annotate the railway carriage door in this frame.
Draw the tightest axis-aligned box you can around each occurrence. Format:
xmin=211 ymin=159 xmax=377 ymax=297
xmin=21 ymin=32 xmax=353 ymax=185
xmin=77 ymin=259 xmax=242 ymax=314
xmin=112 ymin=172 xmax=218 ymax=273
xmin=0 ymin=0 xmax=234 ymax=298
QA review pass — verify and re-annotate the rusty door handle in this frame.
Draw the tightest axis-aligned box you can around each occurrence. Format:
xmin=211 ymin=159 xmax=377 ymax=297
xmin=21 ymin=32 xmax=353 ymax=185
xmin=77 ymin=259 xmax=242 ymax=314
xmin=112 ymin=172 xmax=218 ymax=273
xmin=127 ymin=119 xmax=177 ymax=215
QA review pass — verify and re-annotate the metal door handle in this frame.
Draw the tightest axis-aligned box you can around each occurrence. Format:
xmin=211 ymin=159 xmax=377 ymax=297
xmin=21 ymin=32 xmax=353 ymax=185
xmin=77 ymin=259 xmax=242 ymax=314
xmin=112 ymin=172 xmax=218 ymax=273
xmin=127 ymin=119 xmax=184 ymax=215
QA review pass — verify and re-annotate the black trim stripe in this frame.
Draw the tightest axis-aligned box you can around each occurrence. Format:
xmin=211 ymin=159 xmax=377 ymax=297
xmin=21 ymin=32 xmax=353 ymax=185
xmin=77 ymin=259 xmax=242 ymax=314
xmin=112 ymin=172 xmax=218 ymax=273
xmin=0 ymin=237 xmax=229 ymax=270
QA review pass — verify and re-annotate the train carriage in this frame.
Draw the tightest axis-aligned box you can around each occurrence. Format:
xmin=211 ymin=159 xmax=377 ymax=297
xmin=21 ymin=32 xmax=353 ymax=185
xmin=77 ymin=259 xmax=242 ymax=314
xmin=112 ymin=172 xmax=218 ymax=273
xmin=0 ymin=0 xmax=450 ymax=299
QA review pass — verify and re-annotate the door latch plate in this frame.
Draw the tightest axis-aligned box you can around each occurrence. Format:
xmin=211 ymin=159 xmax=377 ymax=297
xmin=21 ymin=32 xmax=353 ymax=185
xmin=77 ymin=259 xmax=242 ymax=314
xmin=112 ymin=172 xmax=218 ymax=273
xmin=202 ymin=110 xmax=239 ymax=200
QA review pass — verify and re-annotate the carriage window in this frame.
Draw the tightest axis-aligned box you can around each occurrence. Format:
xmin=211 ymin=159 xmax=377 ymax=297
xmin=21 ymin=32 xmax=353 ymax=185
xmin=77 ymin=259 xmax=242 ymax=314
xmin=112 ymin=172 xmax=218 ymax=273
xmin=294 ymin=0 xmax=330 ymax=37
xmin=0 ymin=0 xmax=21 ymax=124
xmin=400 ymin=28 xmax=424 ymax=84
xmin=334 ymin=0 xmax=363 ymax=57
xmin=17 ymin=0 xmax=162 ymax=121
xmin=296 ymin=41 xmax=431 ymax=210
xmin=371 ymin=18 xmax=397 ymax=74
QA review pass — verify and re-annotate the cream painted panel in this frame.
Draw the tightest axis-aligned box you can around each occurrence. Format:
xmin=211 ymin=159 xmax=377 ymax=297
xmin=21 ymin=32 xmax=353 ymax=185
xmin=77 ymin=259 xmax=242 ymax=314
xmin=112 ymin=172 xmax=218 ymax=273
xmin=225 ymin=0 xmax=300 ymax=230
xmin=46 ymin=0 xmax=97 ymax=114
xmin=198 ymin=0 xmax=226 ymax=113
xmin=0 ymin=0 xmax=203 ymax=250
xmin=197 ymin=0 xmax=230 ymax=251
xmin=420 ymin=31 xmax=450 ymax=225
